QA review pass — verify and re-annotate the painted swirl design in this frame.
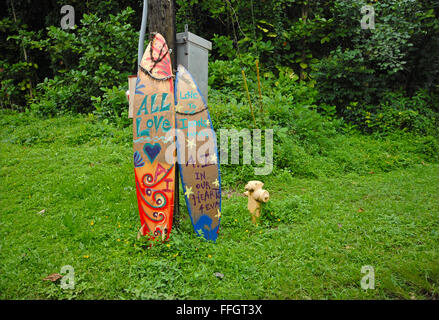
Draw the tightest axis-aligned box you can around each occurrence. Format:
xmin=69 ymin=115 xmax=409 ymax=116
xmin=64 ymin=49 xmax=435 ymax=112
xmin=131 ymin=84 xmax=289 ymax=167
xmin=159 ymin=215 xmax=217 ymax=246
xmin=145 ymin=210 xmax=165 ymax=223
xmin=154 ymin=228 xmax=162 ymax=237
xmin=142 ymin=173 xmax=154 ymax=187
xmin=151 ymin=191 xmax=167 ymax=208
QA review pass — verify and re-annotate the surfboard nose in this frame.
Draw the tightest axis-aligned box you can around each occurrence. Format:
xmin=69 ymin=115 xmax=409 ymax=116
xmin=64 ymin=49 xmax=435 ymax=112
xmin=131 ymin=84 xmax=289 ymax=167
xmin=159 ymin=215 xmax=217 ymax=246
xmin=151 ymin=32 xmax=166 ymax=45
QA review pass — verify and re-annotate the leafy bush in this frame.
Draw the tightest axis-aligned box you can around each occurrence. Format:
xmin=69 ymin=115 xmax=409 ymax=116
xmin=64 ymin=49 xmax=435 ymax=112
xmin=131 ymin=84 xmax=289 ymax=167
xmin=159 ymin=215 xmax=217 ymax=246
xmin=0 ymin=17 xmax=43 ymax=110
xmin=312 ymin=47 xmax=383 ymax=114
xmin=341 ymin=89 xmax=439 ymax=135
xmin=209 ymin=58 xmax=320 ymax=114
xmin=30 ymin=71 xmax=93 ymax=115
xmin=91 ymin=85 xmax=130 ymax=127
xmin=365 ymin=90 xmax=439 ymax=135
xmin=312 ymin=0 xmax=439 ymax=122
xmin=29 ymin=8 xmax=137 ymax=117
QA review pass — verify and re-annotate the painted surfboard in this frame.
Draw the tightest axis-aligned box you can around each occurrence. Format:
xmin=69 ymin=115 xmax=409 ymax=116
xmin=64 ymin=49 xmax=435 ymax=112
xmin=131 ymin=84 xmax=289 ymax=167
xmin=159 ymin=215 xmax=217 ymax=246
xmin=174 ymin=65 xmax=222 ymax=242
xmin=133 ymin=33 xmax=175 ymax=241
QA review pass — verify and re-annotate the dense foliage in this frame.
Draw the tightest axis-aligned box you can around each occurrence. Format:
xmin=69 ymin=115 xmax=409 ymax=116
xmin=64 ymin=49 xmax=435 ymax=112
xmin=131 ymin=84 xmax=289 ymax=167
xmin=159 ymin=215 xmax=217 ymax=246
xmin=1 ymin=1 xmax=438 ymax=147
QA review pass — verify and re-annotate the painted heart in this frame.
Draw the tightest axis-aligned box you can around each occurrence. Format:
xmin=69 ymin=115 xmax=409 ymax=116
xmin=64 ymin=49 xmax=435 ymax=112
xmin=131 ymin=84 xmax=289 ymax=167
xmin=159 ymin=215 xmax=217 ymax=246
xmin=143 ymin=143 xmax=161 ymax=163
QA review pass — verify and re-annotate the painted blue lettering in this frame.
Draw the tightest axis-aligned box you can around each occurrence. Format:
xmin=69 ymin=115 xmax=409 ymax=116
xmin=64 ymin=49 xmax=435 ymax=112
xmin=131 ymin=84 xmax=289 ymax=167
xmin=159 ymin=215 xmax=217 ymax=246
xmin=160 ymin=93 xmax=170 ymax=112
xmin=136 ymin=118 xmax=150 ymax=137
xmin=150 ymin=94 xmax=159 ymax=114
xmin=137 ymin=96 xmax=148 ymax=115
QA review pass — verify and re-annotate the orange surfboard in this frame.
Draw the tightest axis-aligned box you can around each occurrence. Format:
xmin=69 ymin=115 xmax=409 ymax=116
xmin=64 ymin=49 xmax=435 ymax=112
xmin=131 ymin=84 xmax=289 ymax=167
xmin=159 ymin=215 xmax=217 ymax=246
xmin=132 ymin=33 xmax=175 ymax=241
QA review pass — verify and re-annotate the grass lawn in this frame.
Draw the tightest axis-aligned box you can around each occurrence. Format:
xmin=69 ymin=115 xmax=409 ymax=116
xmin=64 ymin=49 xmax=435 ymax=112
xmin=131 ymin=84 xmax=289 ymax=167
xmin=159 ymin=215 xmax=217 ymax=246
xmin=1 ymin=112 xmax=438 ymax=299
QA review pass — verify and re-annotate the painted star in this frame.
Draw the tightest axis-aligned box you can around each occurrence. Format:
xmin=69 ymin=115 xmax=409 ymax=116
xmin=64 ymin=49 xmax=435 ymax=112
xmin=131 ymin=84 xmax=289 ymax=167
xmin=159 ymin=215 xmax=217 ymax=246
xmin=187 ymin=138 xmax=196 ymax=149
xmin=209 ymin=154 xmax=217 ymax=164
xmin=212 ymin=179 xmax=219 ymax=187
xmin=215 ymin=209 xmax=221 ymax=219
xmin=175 ymin=104 xmax=183 ymax=113
xmin=184 ymin=186 xmax=194 ymax=197
xmin=205 ymin=119 xmax=210 ymax=126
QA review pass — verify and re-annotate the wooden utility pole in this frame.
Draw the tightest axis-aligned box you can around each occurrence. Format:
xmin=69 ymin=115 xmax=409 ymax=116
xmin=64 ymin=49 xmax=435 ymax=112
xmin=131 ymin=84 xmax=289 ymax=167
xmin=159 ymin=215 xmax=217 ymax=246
xmin=147 ymin=0 xmax=177 ymax=68
xmin=147 ymin=0 xmax=180 ymax=227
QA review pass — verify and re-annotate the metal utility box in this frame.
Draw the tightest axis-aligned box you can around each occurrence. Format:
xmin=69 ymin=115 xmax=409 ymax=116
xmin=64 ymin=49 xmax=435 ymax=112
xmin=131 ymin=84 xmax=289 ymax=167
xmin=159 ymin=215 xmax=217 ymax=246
xmin=176 ymin=25 xmax=212 ymax=102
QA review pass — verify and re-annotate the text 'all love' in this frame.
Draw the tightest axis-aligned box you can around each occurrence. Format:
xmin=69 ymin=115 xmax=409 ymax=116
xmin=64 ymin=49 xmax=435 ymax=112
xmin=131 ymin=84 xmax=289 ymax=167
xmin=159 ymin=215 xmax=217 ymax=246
xmin=136 ymin=92 xmax=172 ymax=137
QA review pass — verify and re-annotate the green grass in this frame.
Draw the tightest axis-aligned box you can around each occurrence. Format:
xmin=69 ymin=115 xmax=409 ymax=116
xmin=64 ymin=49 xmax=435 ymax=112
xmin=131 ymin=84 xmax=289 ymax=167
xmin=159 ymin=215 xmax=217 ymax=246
xmin=1 ymin=111 xmax=438 ymax=299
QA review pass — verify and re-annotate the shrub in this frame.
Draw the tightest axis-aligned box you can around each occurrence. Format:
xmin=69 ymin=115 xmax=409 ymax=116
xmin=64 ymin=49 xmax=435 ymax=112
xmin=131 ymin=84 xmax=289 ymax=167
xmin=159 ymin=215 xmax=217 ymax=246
xmin=30 ymin=8 xmax=137 ymax=116
xmin=350 ymin=90 xmax=439 ymax=135
xmin=312 ymin=47 xmax=383 ymax=116
xmin=92 ymin=85 xmax=130 ymax=128
xmin=0 ymin=17 xmax=43 ymax=110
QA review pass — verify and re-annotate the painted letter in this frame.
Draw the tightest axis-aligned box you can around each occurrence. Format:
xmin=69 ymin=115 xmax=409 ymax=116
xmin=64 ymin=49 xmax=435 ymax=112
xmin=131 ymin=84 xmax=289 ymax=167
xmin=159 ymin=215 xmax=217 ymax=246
xmin=137 ymin=95 xmax=148 ymax=115
xmin=136 ymin=118 xmax=150 ymax=137
xmin=160 ymin=93 xmax=171 ymax=112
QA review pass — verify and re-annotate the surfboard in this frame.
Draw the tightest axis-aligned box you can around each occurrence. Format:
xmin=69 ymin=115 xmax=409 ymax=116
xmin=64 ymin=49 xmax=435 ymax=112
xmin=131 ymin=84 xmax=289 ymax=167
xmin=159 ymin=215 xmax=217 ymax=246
xmin=132 ymin=33 xmax=175 ymax=241
xmin=174 ymin=65 xmax=222 ymax=242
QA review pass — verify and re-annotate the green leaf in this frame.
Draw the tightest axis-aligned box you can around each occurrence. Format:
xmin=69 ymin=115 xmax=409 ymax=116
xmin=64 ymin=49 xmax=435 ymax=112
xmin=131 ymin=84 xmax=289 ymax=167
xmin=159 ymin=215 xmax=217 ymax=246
xmin=320 ymin=36 xmax=330 ymax=44
xmin=257 ymin=25 xmax=269 ymax=33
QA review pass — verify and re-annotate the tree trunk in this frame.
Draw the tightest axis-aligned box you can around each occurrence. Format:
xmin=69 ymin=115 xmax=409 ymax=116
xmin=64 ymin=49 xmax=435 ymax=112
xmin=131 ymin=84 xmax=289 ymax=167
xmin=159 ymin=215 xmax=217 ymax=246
xmin=147 ymin=0 xmax=180 ymax=228
xmin=148 ymin=0 xmax=177 ymax=70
